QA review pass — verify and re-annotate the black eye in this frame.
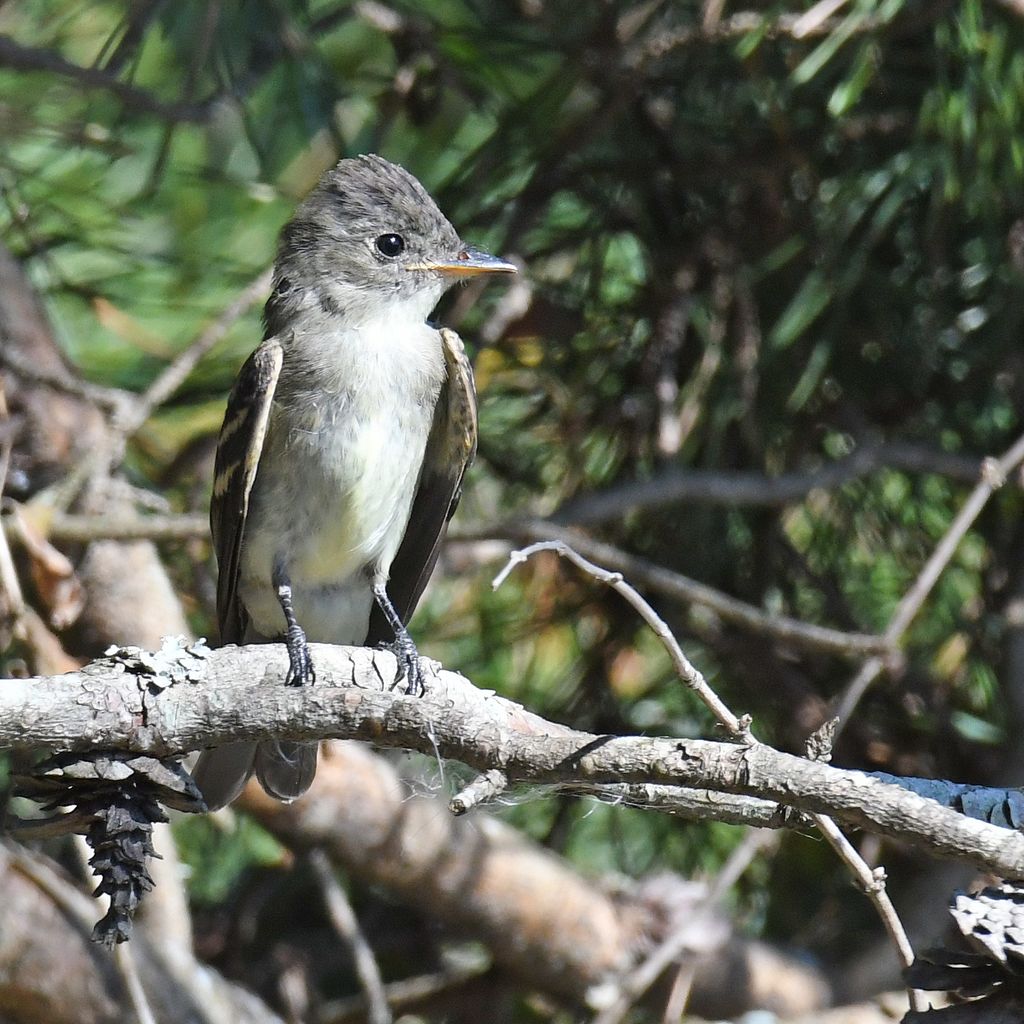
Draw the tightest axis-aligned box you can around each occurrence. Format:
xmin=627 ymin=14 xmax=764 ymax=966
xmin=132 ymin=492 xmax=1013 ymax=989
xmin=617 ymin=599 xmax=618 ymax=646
xmin=375 ymin=233 xmax=405 ymax=258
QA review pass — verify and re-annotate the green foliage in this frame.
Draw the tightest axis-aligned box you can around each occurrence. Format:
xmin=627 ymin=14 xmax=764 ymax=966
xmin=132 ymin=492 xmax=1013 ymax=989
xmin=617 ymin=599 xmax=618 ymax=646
xmin=174 ymin=814 xmax=286 ymax=905
xmin=3 ymin=0 xmax=1024 ymax=1011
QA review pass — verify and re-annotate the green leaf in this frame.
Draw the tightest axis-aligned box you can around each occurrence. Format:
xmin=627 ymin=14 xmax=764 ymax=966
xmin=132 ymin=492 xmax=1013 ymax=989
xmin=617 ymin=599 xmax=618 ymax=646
xmin=770 ymin=271 xmax=833 ymax=349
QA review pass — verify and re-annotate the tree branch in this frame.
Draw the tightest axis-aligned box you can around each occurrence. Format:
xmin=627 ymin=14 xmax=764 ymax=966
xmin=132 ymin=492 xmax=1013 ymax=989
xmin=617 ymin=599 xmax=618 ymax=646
xmin=0 ymin=35 xmax=215 ymax=122
xmin=474 ymin=520 xmax=888 ymax=657
xmin=42 ymin=511 xmax=209 ymax=543
xmin=551 ymin=441 xmax=993 ymax=525
xmin=0 ymin=840 xmax=285 ymax=1024
xmin=494 ymin=535 xmax=923 ymax=1010
xmin=4 ymin=640 xmax=1024 ymax=878
xmin=833 ymin=430 xmax=1024 ymax=731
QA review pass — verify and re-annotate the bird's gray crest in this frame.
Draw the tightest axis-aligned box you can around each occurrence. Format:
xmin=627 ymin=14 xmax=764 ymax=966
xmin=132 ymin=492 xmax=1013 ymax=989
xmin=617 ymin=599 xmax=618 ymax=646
xmin=320 ymin=155 xmax=457 ymax=242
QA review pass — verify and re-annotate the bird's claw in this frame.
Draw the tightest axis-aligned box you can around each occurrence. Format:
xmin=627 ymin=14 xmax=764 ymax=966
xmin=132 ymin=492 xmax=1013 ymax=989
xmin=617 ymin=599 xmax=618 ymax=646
xmin=284 ymin=626 xmax=315 ymax=686
xmin=383 ymin=632 xmax=423 ymax=696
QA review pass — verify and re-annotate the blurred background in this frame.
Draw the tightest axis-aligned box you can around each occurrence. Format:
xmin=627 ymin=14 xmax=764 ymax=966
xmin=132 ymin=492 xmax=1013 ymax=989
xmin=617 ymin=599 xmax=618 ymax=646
xmin=1 ymin=1 xmax=1023 ymax=1021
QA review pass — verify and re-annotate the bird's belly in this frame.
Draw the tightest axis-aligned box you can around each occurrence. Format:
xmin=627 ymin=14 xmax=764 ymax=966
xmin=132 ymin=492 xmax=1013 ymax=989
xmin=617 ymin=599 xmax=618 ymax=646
xmin=287 ymin=411 xmax=426 ymax=578
xmin=241 ymin=578 xmax=374 ymax=645
xmin=239 ymin=404 xmax=431 ymax=642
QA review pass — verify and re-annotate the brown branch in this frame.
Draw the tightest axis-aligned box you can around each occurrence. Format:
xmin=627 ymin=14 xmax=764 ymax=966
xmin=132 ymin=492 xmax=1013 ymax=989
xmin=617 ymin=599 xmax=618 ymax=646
xmin=493 ymin=540 xmax=751 ymax=737
xmin=30 ymin=509 xmax=890 ymax=660
xmin=0 ymin=345 xmax=131 ymax=415
xmin=42 ymin=511 xmax=210 ymax=543
xmin=242 ymin=740 xmax=640 ymax=1007
xmin=551 ymin=441 xmax=990 ymax=525
xmin=0 ymin=383 xmax=27 ymax=641
xmin=309 ymin=849 xmax=391 ymax=1024
xmin=113 ymin=944 xmax=157 ymax=1024
xmin=4 ymin=640 xmax=1024 ymax=878
xmin=0 ymin=840 xmax=285 ymax=1024
xmin=495 ymin=539 xmax=923 ymax=1011
xmin=472 ymin=520 xmax=888 ymax=658
xmin=319 ymin=962 xmax=489 ymax=1024
xmin=243 ymin=741 xmax=827 ymax=1018
xmin=592 ymin=829 xmax=780 ymax=1024
xmin=559 ymin=783 xmax=803 ymax=829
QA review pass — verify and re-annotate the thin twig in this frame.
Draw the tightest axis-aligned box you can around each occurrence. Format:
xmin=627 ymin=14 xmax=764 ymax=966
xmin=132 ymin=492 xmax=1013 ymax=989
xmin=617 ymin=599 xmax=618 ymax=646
xmin=0 ymin=384 xmax=26 ymax=637
xmin=318 ymin=958 xmax=490 ymax=1024
xmin=701 ymin=0 xmax=727 ymax=30
xmin=473 ymin=520 xmax=888 ymax=657
xmin=113 ymin=267 xmax=273 ymax=443
xmin=665 ymin=272 xmax=729 ymax=455
xmin=494 ymin=540 xmax=751 ymax=738
xmin=833 ymin=430 xmax=1024 ymax=731
xmin=560 ymin=782 xmax=804 ymax=829
xmin=309 ymin=849 xmax=392 ymax=1024
xmin=33 ymin=505 xmax=897 ymax=659
xmin=662 ymin=828 xmax=781 ymax=1022
xmin=631 ymin=8 xmax=885 ymax=65
xmin=660 ymin=964 xmax=697 ymax=1024
xmin=450 ymin=768 xmax=509 ymax=815
xmin=0 ymin=345 xmax=132 ymax=415
xmin=115 ymin=944 xmax=158 ymax=1024
xmin=791 ymin=0 xmax=852 ymax=36
xmin=496 ymin=541 xmax=925 ymax=1012
xmin=551 ymin=441 xmax=988 ymax=524
xmin=0 ymin=35 xmax=215 ymax=122
xmin=42 ymin=511 xmax=209 ymax=543
xmin=5 ymin=838 xmax=99 ymax=928
xmin=7 ymin=839 xmax=157 ymax=1023
xmin=812 ymin=816 xmax=914 ymax=966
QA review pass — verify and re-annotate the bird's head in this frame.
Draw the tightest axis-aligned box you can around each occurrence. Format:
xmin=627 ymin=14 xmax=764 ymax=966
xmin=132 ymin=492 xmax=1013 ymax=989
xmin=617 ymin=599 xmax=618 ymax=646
xmin=269 ymin=154 xmax=516 ymax=328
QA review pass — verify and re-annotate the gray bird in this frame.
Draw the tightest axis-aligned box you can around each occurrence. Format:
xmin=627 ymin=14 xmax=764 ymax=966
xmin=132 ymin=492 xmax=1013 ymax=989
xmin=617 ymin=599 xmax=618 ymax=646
xmin=192 ymin=155 xmax=516 ymax=809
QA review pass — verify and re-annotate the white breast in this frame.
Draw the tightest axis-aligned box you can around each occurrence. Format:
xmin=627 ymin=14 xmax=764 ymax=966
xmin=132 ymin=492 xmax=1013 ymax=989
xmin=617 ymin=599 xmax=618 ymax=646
xmin=238 ymin=312 xmax=446 ymax=643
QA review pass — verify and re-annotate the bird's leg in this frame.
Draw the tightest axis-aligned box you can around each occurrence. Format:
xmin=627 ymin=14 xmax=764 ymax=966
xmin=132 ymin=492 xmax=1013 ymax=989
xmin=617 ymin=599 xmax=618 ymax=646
xmin=371 ymin=581 xmax=423 ymax=696
xmin=273 ymin=563 xmax=315 ymax=686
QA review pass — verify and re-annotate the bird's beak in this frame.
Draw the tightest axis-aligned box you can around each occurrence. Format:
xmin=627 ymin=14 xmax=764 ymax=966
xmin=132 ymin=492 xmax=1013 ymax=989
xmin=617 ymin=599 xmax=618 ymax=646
xmin=407 ymin=246 xmax=518 ymax=277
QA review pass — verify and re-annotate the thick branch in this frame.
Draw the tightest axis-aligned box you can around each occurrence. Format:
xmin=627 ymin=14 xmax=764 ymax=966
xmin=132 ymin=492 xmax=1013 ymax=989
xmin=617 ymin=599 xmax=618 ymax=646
xmin=240 ymin=742 xmax=828 ymax=1017
xmin=3 ymin=641 xmax=1024 ymax=877
xmin=552 ymin=441 xmax=992 ymax=525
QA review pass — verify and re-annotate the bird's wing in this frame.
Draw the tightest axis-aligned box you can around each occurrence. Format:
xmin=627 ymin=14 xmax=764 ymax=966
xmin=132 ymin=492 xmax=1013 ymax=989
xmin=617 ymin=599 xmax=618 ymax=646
xmin=210 ymin=336 xmax=283 ymax=644
xmin=367 ymin=327 xmax=477 ymax=640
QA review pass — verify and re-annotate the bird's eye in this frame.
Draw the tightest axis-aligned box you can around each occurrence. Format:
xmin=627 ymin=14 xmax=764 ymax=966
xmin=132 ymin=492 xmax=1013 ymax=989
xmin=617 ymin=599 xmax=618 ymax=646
xmin=375 ymin=233 xmax=405 ymax=258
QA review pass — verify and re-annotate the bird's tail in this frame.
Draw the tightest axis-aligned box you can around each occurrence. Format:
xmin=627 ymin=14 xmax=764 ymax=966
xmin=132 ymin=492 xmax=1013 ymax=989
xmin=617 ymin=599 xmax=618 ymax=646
xmin=192 ymin=742 xmax=258 ymax=811
xmin=193 ymin=740 xmax=318 ymax=809
xmin=255 ymin=740 xmax=318 ymax=802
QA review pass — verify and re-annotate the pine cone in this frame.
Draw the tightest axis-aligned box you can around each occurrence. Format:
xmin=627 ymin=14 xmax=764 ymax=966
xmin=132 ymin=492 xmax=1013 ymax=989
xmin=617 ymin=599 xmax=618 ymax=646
xmin=11 ymin=751 xmax=206 ymax=945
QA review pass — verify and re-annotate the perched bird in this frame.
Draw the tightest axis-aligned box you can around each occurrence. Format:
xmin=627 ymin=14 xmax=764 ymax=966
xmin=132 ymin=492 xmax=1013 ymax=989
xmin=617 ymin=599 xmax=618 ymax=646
xmin=193 ymin=155 xmax=516 ymax=809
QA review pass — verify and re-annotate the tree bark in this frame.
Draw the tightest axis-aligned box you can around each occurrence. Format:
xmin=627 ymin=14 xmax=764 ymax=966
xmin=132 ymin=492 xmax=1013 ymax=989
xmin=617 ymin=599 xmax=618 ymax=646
xmin=4 ymin=639 xmax=1023 ymax=878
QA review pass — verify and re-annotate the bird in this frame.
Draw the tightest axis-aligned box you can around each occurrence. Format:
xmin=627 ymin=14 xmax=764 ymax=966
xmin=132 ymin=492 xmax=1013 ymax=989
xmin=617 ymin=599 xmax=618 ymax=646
xmin=192 ymin=154 xmax=516 ymax=809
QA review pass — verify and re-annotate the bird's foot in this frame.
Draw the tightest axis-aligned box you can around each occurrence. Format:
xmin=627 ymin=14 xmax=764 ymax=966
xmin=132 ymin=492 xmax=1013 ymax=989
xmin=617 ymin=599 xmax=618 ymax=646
xmin=274 ymin=572 xmax=315 ymax=686
xmin=383 ymin=630 xmax=423 ymax=697
xmin=370 ymin=580 xmax=424 ymax=696
xmin=284 ymin=625 xmax=315 ymax=686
